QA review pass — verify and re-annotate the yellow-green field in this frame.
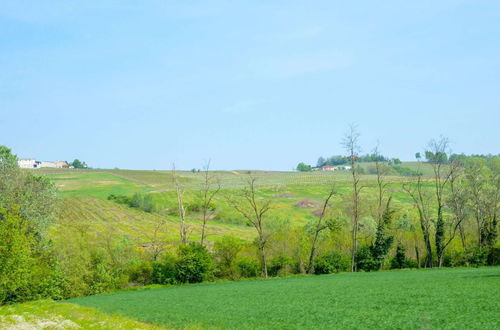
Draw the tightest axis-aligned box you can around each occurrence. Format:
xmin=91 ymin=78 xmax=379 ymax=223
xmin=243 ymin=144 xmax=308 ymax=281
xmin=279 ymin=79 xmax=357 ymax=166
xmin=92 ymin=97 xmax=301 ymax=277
xmin=36 ymin=163 xmax=435 ymax=247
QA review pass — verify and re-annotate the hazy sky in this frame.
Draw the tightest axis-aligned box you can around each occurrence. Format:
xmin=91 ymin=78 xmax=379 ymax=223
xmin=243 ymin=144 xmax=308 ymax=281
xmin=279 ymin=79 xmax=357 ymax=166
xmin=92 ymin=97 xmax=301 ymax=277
xmin=1 ymin=1 xmax=499 ymax=170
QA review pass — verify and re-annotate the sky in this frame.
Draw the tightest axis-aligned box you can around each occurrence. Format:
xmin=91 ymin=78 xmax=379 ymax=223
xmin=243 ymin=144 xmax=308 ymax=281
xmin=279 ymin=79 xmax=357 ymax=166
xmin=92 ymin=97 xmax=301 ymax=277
xmin=1 ymin=1 xmax=499 ymax=170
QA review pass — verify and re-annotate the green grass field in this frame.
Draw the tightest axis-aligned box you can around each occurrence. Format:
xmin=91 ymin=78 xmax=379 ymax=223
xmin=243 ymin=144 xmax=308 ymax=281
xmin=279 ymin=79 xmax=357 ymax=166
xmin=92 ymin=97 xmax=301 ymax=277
xmin=68 ymin=267 xmax=500 ymax=329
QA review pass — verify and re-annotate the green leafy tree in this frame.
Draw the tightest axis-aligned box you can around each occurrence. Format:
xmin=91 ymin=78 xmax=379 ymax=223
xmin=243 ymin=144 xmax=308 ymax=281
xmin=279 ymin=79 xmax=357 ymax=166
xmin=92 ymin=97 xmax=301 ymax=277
xmin=391 ymin=243 xmax=407 ymax=269
xmin=214 ymin=237 xmax=242 ymax=279
xmin=296 ymin=162 xmax=312 ymax=172
xmin=0 ymin=207 xmax=36 ymax=304
xmin=371 ymin=198 xmax=395 ymax=269
xmin=0 ymin=146 xmax=56 ymax=234
xmin=175 ymin=243 xmax=214 ymax=283
xmin=71 ymin=159 xmax=87 ymax=168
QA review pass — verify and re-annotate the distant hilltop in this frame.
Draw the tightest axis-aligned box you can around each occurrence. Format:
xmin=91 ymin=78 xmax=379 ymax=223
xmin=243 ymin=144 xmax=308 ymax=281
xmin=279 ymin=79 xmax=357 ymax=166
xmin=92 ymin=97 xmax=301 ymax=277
xmin=18 ymin=159 xmax=88 ymax=169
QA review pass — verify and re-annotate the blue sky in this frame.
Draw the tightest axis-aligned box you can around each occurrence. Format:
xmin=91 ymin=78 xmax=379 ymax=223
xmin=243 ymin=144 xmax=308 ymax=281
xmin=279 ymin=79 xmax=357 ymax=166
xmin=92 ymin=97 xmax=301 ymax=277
xmin=1 ymin=1 xmax=499 ymax=170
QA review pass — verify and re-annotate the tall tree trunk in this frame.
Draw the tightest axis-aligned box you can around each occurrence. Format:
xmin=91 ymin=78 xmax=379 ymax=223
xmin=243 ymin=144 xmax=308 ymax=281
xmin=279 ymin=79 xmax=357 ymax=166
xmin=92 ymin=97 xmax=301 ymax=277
xmin=260 ymin=242 xmax=268 ymax=278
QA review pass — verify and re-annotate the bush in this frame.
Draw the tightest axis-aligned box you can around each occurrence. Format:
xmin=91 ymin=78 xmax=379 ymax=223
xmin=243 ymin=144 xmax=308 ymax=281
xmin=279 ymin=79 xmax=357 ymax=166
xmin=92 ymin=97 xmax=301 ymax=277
xmin=127 ymin=193 xmax=159 ymax=213
xmin=390 ymin=243 xmax=407 ymax=269
xmin=152 ymin=253 xmax=177 ymax=285
xmin=107 ymin=194 xmax=130 ymax=205
xmin=268 ymin=255 xmax=295 ymax=277
xmin=313 ymin=251 xmax=350 ymax=274
xmin=0 ymin=207 xmax=64 ymax=304
xmin=467 ymin=248 xmax=489 ymax=266
xmin=214 ymin=237 xmax=242 ymax=280
xmin=487 ymin=247 xmax=500 ymax=266
xmin=404 ymin=259 xmax=419 ymax=269
xmin=175 ymin=244 xmax=214 ymax=283
xmin=391 ymin=166 xmax=422 ymax=177
xmin=130 ymin=260 xmax=153 ymax=285
xmin=355 ymin=246 xmax=378 ymax=271
xmin=236 ymin=257 xmax=260 ymax=278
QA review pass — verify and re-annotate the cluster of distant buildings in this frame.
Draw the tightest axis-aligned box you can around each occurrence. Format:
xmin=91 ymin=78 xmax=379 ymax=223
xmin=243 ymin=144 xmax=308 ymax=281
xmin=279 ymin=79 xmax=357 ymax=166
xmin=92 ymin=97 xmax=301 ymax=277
xmin=18 ymin=159 xmax=70 ymax=169
xmin=315 ymin=165 xmax=352 ymax=171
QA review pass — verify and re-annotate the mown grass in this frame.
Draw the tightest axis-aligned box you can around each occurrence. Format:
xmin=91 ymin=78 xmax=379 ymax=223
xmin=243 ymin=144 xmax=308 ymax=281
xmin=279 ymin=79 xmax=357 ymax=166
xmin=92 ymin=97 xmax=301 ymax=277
xmin=69 ymin=267 xmax=500 ymax=329
xmin=0 ymin=299 xmax=164 ymax=329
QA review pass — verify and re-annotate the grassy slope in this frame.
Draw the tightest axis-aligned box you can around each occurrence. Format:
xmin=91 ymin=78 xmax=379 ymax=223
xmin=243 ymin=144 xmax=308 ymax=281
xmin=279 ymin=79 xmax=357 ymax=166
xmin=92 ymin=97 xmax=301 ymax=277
xmin=0 ymin=300 xmax=164 ymax=329
xmin=68 ymin=267 xmax=500 ymax=329
xmin=35 ymin=163 xmax=434 ymax=198
xmin=40 ymin=164 xmax=435 ymax=245
xmin=53 ymin=197 xmax=256 ymax=243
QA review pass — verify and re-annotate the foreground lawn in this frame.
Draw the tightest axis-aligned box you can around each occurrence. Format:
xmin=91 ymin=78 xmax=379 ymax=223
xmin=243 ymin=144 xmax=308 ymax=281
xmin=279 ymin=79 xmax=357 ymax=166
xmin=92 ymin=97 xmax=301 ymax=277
xmin=69 ymin=267 xmax=500 ymax=329
xmin=0 ymin=299 xmax=164 ymax=329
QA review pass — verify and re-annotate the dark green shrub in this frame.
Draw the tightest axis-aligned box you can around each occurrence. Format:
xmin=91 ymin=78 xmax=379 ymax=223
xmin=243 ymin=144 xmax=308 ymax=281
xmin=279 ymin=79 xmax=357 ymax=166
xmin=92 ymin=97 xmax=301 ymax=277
xmin=129 ymin=193 xmax=144 ymax=209
xmin=107 ymin=194 xmax=130 ymax=205
xmin=175 ymin=243 xmax=214 ymax=283
xmin=268 ymin=255 xmax=294 ymax=277
xmin=487 ymin=247 xmax=500 ymax=266
xmin=355 ymin=246 xmax=378 ymax=271
xmin=404 ymin=258 xmax=419 ymax=269
xmin=443 ymin=250 xmax=469 ymax=267
xmin=467 ymin=248 xmax=489 ymax=266
xmin=390 ymin=243 xmax=407 ymax=269
xmin=236 ymin=257 xmax=260 ymax=278
xmin=152 ymin=253 xmax=177 ymax=285
xmin=130 ymin=261 xmax=153 ymax=285
xmin=313 ymin=251 xmax=350 ymax=274
xmin=186 ymin=201 xmax=215 ymax=213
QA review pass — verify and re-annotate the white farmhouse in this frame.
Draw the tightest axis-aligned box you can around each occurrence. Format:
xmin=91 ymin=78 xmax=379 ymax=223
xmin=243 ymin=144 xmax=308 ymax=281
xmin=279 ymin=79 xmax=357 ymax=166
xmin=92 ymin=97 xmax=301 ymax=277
xmin=38 ymin=161 xmax=58 ymax=168
xmin=18 ymin=159 xmax=38 ymax=168
xmin=18 ymin=159 xmax=68 ymax=169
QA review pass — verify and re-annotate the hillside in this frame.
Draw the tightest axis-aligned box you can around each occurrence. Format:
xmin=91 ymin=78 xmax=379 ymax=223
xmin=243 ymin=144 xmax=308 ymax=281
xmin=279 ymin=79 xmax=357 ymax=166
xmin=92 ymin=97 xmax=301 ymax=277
xmin=33 ymin=162 xmax=434 ymax=198
xmin=38 ymin=163 xmax=437 ymax=249
xmin=53 ymin=197 xmax=256 ymax=244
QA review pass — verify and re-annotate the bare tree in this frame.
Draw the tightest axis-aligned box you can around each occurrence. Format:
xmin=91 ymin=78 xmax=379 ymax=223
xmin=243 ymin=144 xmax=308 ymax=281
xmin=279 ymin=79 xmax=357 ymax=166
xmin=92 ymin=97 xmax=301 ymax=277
xmin=466 ymin=158 xmax=500 ymax=250
xmin=342 ymin=124 xmax=362 ymax=272
xmin=426 ymin=136 xmax=453 ymax=266
xmin=403 ymin=160 xmax=434 ymax=268
xmin=144 ymin=217 xmax=168 ymax=261
xmin=172 ymin=165 xmax=188 ymax=245
xmin=200 ymin=160 xmax=221 ymax=245
xmin=305 ymin=186 xmax=336 ymax=274
xmin=228 ymin=176 xmax=272 ymax=278
xmin=373 ymin=144 xmax=391 ymax=224
xmin=441 ymin=159 xmax=469 ymax=264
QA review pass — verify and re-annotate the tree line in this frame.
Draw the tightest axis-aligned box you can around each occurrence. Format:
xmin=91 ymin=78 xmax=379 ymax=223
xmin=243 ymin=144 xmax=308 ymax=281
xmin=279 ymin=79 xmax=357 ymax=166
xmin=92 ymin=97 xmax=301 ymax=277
xmin=0 ymin=130 xmax=498 ymax=304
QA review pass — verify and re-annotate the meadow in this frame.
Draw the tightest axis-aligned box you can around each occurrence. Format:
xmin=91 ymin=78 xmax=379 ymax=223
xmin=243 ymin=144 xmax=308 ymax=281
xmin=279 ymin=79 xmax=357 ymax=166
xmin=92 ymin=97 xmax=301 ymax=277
xmin=40 ymin=163 xmax=433 ymax=245
xmin=67 ymin=267 xmax=500 ymax=329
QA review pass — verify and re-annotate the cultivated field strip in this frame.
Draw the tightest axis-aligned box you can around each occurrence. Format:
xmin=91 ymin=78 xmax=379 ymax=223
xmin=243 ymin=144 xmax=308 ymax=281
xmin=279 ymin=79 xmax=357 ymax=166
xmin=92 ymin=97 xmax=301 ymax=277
xmin=35 ymin=167 xmax=422 ymax=194
xmin=55 ymin=197 xmax=256 ymax=244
